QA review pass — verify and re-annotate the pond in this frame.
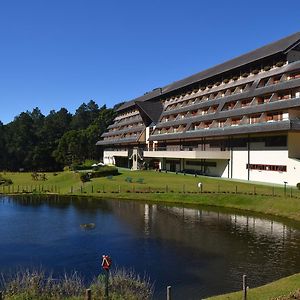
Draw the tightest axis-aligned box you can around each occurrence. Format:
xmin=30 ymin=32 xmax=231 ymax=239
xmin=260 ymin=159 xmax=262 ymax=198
xmin=1 ymin=195 xmax=300 ymax=299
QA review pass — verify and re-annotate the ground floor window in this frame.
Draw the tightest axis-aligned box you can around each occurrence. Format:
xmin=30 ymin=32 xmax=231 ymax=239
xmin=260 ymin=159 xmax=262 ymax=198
xmin=246 ymin=164 xmax=287 ymax=172
xmin=186 ymin=161 xmax=217 ymax=167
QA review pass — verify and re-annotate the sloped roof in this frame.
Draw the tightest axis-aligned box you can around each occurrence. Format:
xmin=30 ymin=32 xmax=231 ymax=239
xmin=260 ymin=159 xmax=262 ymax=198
xmin=115 ymin=32 xmax=300 ymax=112
xmin=116 ymin=88 xmax=162 ymax=112
xmin=162 ymin=32 xmax=300 ymax=94
xmin=135 ymin=100 xmax=163 ymax=125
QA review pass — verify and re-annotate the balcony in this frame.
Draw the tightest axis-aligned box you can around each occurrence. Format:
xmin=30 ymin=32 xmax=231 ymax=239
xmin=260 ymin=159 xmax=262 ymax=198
xmin=144 ymin=147 xmax=230 ymax=160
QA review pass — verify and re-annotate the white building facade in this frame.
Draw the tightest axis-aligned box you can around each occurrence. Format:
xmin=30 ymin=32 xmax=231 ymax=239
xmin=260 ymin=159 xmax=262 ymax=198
xmin=97 ymin=32 xmax=300 ymax=186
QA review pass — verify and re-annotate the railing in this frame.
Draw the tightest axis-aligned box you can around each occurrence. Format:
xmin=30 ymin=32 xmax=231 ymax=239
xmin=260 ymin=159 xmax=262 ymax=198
xmin=145 ymin=147 xmax=228 ymax=152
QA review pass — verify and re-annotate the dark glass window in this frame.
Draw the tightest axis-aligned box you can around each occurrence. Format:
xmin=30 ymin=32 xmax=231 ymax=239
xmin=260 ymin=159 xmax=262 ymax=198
xmin=246 ymin=164 xmax=287 ymax=172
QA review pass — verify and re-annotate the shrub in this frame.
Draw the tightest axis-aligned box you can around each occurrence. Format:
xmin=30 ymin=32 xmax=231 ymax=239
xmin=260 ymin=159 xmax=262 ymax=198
xmin=91 ymin=166 xmax=119 ymax=178
xmin=80 ymin=173 xmax=90 ymax=182
xmin=90 ymin=268 xmax=154 ymax=300
xmin=297 ymin=183 xmax=300 ymax=190
xmin=0 ymin=175 xmax=13 ymax=186
xmin=2 ymin=269 xmax=84 ymax=300
xmin=71 ymin=160 xmax=99 ymax=171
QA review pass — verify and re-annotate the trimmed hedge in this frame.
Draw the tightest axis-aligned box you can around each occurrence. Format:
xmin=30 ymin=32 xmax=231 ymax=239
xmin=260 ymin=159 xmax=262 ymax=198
xmin=79 ymin=166 xmax=119 ymax=182
xmin=91 ymin=166 xmax=119 ymax=178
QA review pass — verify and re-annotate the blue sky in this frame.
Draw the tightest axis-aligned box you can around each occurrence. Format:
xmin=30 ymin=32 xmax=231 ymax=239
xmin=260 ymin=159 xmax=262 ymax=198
xmin=0 ymin=0 xmax=300 ymax=124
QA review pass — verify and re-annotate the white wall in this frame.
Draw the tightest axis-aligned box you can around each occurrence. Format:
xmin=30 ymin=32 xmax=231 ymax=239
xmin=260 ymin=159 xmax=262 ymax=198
xmin=230 ymin=147 xmax=300 ymax=186
xmin=231 ymin=147 xmax=248 ymax=180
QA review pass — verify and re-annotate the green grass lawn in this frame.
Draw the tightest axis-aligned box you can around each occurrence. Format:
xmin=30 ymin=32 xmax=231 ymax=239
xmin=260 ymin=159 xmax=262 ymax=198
xmin=206 ymin=273 xmax=300 ymax=300
xmin=1 ymin=169 xmax=300 ymax=223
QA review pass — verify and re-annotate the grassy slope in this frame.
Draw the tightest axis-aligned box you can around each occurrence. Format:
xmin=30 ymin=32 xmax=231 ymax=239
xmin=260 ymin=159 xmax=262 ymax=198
xmin=206 ymin=273 xmax=300 ymax=300
xmin=2 ymin=169 xmax=300 ymax=221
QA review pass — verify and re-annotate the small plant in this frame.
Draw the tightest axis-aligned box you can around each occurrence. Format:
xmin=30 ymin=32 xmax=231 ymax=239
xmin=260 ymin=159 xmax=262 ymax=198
xmin=31 ymin=173 xmax=47 ymax=181
xmin=136 ymin=178 xmax=144 ymax=184
xmin=252 ymin=69 xmax=260 ymax=74
xmin=276 ymin=61 xmax=285 ymax=67
xmin=125 ymin=177 xmax=133 ymax=183
xmin=80 ymin=172 xmax=90 ymax=182
xmin=0 ymin=175 xmax=13 ymax=186
xmin=90 ymin=268 xmax=154 ymax=300
xmin=296 ymin=183 xmax=300 ymax=190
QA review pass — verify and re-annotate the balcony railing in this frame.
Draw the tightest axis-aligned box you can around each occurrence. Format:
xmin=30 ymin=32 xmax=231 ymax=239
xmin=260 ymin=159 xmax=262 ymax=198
xmin=145 ymin=146 xmax=228 ymax=152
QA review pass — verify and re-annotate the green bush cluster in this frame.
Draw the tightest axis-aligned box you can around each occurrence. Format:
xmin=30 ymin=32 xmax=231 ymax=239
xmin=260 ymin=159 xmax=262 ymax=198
xmin=71 ymin=160 xmax=99 ymax=171
xmin=92 ymin=166 xmax=119 ymax=178
xmin=79 ymin=166 xmax=119 ymax=182
xmin=0 ymin=174 xmax=13 ymax=185
xmin=1 ymin=268 xmax=153 ymax=300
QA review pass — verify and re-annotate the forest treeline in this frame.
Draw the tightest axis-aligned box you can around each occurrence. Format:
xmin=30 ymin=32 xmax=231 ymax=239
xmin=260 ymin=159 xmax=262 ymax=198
xmin=0 ymin=100 xmax=121 ymax=171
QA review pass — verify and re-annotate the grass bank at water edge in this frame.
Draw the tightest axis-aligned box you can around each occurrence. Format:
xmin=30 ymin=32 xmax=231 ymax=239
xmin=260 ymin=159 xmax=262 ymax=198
xmin=206 ymin=273 xmax=300 ymax=300
xmin=1 ymin=169 xmax=300 ymax=222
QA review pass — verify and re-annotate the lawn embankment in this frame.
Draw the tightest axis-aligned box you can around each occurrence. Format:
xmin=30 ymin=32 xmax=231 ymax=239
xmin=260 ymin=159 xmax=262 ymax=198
xmin=206 ymin=273 xmax=300 ymax=300
xmin=2 ymin=169 xmax=300 ymax=221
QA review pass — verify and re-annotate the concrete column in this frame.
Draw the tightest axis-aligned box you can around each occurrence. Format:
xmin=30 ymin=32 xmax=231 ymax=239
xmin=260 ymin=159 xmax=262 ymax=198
xmin=132 ymin=148 xmax=138 ymax=170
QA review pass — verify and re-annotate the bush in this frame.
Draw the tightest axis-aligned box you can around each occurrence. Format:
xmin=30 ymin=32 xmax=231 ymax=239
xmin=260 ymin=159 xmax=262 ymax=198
xmin=79 ymin=167 xmax=119 ymax=182
xmin=80 ymin=173 xmax=90 ymax=182
xmin=91 ymin=166 xmax=119 ymax=178
xmin=0 ymin=175 xmax=13 ymax=186
xmin=90 ymin=268 xmax=154 ymax=300
xmin=297 ymin=183 xmax=300 ymax=190
xmin=71 ymin=159 xmax=98 ymax=171
xmin=1 ymin=268 xmax=154 ymax=300
xmin=2 ymin=269 xmax=84 ymax=300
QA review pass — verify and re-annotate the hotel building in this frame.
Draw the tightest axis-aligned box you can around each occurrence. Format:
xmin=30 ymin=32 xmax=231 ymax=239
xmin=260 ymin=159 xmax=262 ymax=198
xmin=97 ymin=32 xmax=300 ymax=186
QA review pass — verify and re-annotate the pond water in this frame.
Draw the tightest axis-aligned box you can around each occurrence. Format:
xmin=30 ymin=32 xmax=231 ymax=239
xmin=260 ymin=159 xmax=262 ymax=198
xmin=1 ymin=195 xmax=300 ymax=299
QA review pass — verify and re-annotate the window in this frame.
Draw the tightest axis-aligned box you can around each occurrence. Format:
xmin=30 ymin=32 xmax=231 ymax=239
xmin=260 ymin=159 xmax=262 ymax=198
xmin=265 ymin=136 xmax=287 ymax=147
xmin=246 ymin=164 xmax=287 ymax=172
xmin=186 ymin=161 xmax=217 ymax=167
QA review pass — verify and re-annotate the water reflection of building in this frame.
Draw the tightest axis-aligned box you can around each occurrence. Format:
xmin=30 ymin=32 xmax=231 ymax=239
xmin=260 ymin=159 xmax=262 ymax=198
xmin=110 ymin=201 xmax=296 ymax=244
xmin=153 ymin=205 xmax=295 ymax=241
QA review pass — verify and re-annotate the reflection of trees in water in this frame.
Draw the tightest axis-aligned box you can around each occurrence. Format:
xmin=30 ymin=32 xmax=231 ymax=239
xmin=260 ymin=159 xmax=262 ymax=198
xmin=2 ymin=195 xmax=113 ymax=214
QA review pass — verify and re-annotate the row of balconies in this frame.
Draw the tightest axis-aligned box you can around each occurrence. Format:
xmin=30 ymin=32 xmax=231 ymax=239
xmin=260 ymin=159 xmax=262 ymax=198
xmin=189 ymin=112 xmax=289 ymax=131
xmin=114 ymin=109 xmax=140 ymax=121
xmin=155 ymin=112 xmax=290 ymax=135
xmin=162 ymin=69 xmax=300 ymax=115
xmin=103 ymin=131 xmax=141 ymax=141
xmin=162 ymin=61 xmax=288 ymax=108
xmin=258 ymin=71 xmax=300 ymax=88
xmin=109 ymin=122 xmax=144 ymax=132
xmin=160 ymin=90 xmax=300 ymax=124
xmin=109 ymin=115 xmax=142 ymax=129
xmin=164 ymin=82 xmax=253 ymax=111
